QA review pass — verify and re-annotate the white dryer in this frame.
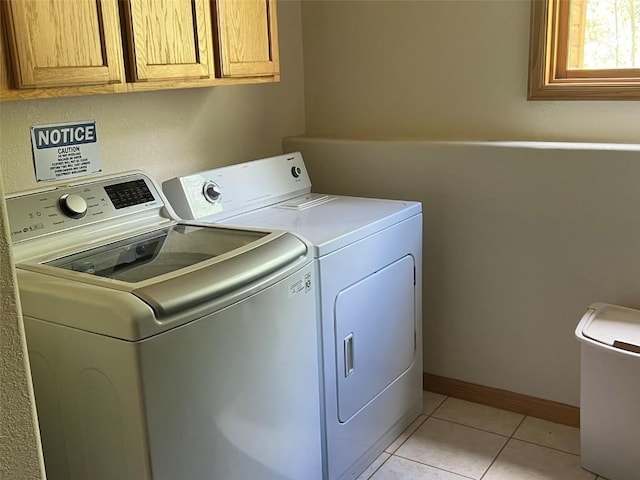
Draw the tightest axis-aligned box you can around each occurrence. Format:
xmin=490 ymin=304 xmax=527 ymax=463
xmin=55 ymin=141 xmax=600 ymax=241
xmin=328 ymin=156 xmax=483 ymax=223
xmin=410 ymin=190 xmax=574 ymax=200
xmin=163 ymin=152 xmax=423 ymax=480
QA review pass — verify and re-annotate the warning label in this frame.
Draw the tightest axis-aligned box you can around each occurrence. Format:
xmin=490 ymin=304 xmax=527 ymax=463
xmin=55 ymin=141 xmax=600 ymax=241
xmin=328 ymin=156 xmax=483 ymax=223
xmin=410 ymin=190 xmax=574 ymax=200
xmin=289 ymin=272 xmax=313 ymax=297
xmin=31 ymin=121 xmax=102 ymax=182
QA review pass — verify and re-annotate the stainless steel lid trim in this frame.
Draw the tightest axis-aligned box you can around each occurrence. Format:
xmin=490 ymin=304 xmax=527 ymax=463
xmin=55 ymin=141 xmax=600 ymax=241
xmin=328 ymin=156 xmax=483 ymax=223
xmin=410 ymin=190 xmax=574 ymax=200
xmin=132 ymin=232 xmax=308 ymax=317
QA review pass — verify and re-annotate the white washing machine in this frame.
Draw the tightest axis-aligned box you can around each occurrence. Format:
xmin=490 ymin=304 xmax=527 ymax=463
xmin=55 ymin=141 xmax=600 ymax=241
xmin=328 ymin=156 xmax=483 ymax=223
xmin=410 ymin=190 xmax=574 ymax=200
xmin=163 ymin=152 xmax=423 ymax=480
xmin=7 ymin=171 xmax=323 ymax=480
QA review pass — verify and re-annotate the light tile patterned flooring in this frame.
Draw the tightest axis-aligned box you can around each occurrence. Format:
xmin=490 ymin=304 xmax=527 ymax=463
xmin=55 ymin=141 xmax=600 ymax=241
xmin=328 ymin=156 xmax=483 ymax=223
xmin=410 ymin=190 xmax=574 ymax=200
xmin=357 ymin=391 xmax=608 ymax=480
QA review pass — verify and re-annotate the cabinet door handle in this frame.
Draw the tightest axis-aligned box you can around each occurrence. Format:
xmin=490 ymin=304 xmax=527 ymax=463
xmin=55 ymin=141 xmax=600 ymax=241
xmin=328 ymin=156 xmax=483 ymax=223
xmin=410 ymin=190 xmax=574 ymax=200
xmin=344 ymin=333 xmax=355 ymax=377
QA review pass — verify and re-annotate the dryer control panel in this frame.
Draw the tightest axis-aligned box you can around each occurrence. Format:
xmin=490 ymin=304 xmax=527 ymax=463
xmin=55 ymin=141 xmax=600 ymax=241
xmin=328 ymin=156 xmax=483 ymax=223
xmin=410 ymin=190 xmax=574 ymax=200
xmin=6 ymin=172 xmax=164 ymax=244
xmin=163 ymin=152 xmax=312 ymax=222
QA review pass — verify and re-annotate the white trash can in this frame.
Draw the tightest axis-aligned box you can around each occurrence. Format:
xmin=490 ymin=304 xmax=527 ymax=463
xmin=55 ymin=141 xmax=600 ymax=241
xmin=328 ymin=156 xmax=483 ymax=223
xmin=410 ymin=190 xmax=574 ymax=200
xmin=575 ymin=303 xmax=640 ymax=480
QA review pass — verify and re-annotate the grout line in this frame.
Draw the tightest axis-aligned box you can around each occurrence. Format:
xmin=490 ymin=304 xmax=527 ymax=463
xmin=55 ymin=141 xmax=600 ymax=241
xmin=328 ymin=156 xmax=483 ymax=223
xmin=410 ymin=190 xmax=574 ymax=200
xmin=427 ymin=393 xmax=449 ymax=416
xmin=428 ymin=416 xmax=516 ymax=439
xmin=512 ymin=415 xmax=528 ymax=438
xmin=478 ymin=443 xmax=507 ymax=479
xmin=391 ymin=453 xmax=477 ymax=480
xmin=508 ymin=437 xmax=583 ymax=458
xmin=384 ymin=414 xmax=429 ymax=454
xmin=477 ymin=413 xmax=525 ymax=479
xmin=511 ymin=414 xmax=584 ymax=457
xmin=360 ymin=452 xmax=391 ymax=480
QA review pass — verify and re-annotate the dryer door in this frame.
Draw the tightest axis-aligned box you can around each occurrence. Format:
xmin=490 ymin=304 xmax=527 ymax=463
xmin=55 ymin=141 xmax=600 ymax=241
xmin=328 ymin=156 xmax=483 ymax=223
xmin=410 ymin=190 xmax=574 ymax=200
xmin=335 ymin=255 xmax=416 ymax=422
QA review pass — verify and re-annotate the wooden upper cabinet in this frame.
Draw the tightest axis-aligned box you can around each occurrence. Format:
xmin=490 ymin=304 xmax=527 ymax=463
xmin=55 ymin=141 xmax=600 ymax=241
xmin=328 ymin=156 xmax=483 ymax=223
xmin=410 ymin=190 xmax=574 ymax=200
xmin=214 ymin=0 xmax=279 ymax=78
xmin=122 ymin=0 xmax=214 ymax=82
xmin=0 ymin=0 xmax=280 ymax=100
xmin=2 ymin=0 xmax=125 ymax=89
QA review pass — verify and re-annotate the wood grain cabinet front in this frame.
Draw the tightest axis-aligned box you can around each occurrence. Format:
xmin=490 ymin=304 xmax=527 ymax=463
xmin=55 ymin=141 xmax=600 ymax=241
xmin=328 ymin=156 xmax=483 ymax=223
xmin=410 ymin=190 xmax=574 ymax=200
xmin=2 ymin=0 xmax=125 ymax=89
xmin=0 ymin=0 xmax=280 ymax=101
xmin=122 ymin=0 xmax=215 ymax=82
xmin=214 ymin=0 xmax=279 ymax=78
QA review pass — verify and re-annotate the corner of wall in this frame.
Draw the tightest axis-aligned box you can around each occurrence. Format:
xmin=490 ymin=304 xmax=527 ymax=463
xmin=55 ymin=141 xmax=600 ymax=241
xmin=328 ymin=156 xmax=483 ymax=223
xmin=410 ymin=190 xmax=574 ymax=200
xmin=0 ymin=165 xmax=46 ymax=480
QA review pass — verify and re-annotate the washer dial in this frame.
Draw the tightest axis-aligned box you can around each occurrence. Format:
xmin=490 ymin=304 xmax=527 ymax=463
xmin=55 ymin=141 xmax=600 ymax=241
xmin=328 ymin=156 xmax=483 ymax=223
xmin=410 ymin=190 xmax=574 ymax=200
xmin=59 ymin=193 xmax=88 ymax=219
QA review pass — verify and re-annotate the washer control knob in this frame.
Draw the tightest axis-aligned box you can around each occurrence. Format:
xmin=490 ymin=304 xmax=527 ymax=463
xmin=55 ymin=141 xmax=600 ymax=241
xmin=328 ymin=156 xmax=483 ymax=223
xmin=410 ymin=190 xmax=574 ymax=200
xmin=203 ymin=181 xmax=221 ymax=204
xmin=291 ymin=166 xmax=302 ymax=178
xmin=59 ymin=193 xmax=88 ymax=219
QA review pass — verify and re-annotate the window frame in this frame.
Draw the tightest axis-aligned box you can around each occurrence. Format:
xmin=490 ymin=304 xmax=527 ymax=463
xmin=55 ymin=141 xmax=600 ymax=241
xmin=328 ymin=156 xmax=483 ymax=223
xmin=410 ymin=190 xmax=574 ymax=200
xmin=528 ymin=0 xmax=640 ymax=100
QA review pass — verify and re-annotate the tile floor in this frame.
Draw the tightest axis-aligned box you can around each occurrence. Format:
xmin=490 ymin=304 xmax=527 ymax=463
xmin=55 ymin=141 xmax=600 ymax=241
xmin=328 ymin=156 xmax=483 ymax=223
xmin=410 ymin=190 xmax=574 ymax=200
xmin=357 ymin=391 xmax=607 ymax=480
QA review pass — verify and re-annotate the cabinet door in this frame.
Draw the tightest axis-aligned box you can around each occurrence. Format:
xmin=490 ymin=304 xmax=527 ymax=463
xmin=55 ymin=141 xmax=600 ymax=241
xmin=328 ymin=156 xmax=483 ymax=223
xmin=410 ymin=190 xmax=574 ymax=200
xmin=123 ymin=0 xmax=214 ymax=81
xmin=2 ymin=0 xmax=125 ymax=88
xmin=215 ymin=0 xmax=279 ymax=77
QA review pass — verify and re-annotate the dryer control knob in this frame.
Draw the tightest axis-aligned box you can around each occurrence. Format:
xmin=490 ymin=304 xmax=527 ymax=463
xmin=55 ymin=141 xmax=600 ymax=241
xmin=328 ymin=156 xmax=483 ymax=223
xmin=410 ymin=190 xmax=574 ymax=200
xmin=59 ymin=193 xmax=88 ymax=219
xmin=203 ymin=181 xmax=221 ymax=204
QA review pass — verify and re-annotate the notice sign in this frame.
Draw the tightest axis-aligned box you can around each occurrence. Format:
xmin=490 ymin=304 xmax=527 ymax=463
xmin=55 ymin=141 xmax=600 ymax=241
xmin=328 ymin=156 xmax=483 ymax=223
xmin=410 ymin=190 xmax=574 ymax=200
xmin=31 ymin=121 xmax=102 ymax=182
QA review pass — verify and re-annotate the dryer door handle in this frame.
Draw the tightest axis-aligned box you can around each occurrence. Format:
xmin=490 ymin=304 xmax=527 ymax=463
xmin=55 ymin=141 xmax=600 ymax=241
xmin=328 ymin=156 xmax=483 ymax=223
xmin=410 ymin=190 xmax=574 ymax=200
xmin=344 ymin=333 xmax=355 ymax=377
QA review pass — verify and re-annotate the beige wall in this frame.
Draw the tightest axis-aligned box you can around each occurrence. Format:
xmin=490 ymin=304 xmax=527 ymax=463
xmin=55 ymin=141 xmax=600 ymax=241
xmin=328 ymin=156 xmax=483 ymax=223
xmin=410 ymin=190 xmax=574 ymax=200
xmin=301 ymin=0 xmax=640 ymax=143
xmin=0 ymin=1 xmax=305 ymax=475
xmin=285 ymin=137 xmax=640 ymax=407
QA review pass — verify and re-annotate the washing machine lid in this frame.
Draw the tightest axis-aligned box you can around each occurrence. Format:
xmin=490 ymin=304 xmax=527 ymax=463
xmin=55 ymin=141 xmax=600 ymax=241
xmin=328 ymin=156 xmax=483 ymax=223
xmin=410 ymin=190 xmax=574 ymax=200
xmin=579 ymin=303 xmax=640 ymax=353
xmin=217 ymin=195 xmax=422 ymax=257
xmin=44 ymin=224 xmax=267 ymax=282
xmin=18 ymin=224 xmax=308 ymax=329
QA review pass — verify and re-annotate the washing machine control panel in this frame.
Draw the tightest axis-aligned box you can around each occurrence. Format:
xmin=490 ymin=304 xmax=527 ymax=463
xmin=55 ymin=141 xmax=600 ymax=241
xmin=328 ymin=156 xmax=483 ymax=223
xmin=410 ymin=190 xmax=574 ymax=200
xmin=6 ymin=173 xmax=163 ymax=243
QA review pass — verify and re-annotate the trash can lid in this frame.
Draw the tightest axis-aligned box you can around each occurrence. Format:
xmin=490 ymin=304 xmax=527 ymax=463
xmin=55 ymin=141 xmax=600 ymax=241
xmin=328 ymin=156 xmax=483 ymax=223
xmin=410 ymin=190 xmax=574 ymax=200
xmin=581 ymin=303 xmax=640 ymax=354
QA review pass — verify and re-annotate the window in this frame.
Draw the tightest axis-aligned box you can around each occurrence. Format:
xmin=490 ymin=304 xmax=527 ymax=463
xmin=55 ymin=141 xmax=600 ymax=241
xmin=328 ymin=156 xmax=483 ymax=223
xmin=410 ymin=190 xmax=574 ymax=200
xmin=528 ymin=0 xmax=640 ymax=100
